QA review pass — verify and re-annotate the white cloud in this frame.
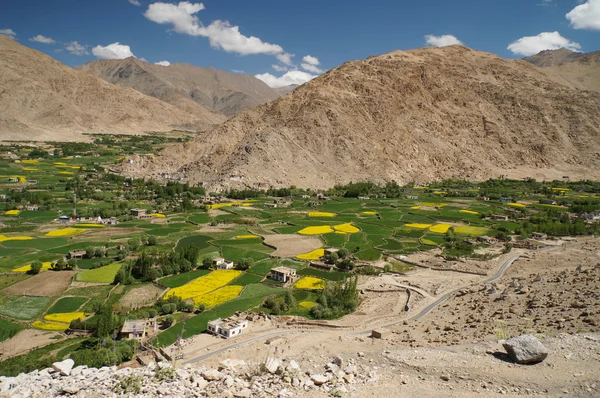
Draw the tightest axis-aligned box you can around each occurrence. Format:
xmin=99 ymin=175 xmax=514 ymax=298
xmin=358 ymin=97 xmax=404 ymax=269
xmin=507 ymin=31 xmax=581 ymax=56
xmin=424 ymin=34 xmax=463 ymax=47
xmin=566 ymin=0 xmax=600 ymax=30
xmin=0 ymin=28 xmax=16 ymax=38
xmin=92 ymin=42 xmax=135 ymax=59
xmin=255 ymin=70 xmax=317 ymax=88
xmin=144 ymin=2 xmax=285 ymax=57
xmin=301 ymin=63 xmax=324 ymax=73
xmin=272 ymin=64 xmax=288 ymax=72
xmin=65 ymin=41 xmax=88 ymax=56
xmin=29 ymin=35 xmax=55 ymax=44
xmin=275 ymin=52 xmax=294 ymax=65
xmin=302 ymin=55 xmax=320 ymax=66
xmin=155 ymin=60 xmax=170 ymax=66
xmin=129 ymin=0 xmax=141 ymax=5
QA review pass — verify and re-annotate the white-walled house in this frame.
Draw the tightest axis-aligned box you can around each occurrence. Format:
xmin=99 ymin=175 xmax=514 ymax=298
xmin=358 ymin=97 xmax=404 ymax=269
xmin=212 ymin=257 xmax=234 ymax=270
xmin=207 ymin=318 xmax=248 ymax=338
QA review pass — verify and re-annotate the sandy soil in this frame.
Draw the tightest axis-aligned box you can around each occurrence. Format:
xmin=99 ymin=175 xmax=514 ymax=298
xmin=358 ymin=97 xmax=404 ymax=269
xmin=119 ymin=284 xmax=165 ymax=308
xmin=0 ymin=329 xmax=66 ymax=360
xmin=2 ymin=271 xmax=77 ymax=297
xmin=263 ymin=234 xmax=323 ymax=258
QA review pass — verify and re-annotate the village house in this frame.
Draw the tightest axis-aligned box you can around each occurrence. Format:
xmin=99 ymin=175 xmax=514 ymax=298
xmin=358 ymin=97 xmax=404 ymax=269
xmin=531 ymin=232 xmax=548 ymax=240
xmin=25 ymin=205 xmax=39 ymax=211
xmin=212 ymin=257 xmax=234 ymax=270
xmin=268 ymin=266 xmax=297 ymax=283
xmin=0 ymin=194 xmax=6 ymax=200
xmin=129 ymin=208 xmax=147 ymax=217
xmin=7 ymin=177 xmax=19 ymax=183
xmin=357 ymin=196 xmax=370 ymax=200
xmin=492 ymin=214 xmax=509 ymax=221
xmin=67 ymin=250 xmax=86 ymax=260
xmin=301 ymin=194 xmax=311 ymax=199
xmin=405 ymin=195 xmax=418 ymax=200
xmin=120 ymin=319 xmax=157 ymax=340
xmin=264 ymin=202 xmax=278 ymax=208
xmin=57 ymin=215 xmax=70 ymax=223
xmin=207 ymin=318 xmax=248 ymax=339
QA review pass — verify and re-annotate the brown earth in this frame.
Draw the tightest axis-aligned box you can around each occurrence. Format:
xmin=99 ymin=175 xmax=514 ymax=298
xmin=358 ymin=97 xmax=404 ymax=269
xmin=119 ymin=284 xmax=165 ymax=308
xmin=0 ymin=36 xmax=215 ymax=141
xmin=262 ymin=234 xmax=323 ymax=258
xmin=124 ymin=45 xmax=600 ymax=190
xmin=2 ymin=271 xmax=77 ymax=297
xmin=0 ymin=329 xmax=65 ymax=360
xmin=78 ymin=58 xmax=281 ymax=117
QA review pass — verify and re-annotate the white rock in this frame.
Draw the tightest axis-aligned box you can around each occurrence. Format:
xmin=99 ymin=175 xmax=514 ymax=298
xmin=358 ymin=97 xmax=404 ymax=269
xmin=234 ymin=388 xmax=252 ymax=398
xmin=287 ymin=360 xmax=300 ymax=371
xmin=202 ymin=369 xmax=225 ymax=381
xmin=197 ymin=378 xmax=209 ymax=389
xmin=264 ymin=357 xmax=280 ymax=374
xmin=52 ymin=359 xmax=75 ymax=376
xmin=311 ymin=374 xmax=328 ymax=386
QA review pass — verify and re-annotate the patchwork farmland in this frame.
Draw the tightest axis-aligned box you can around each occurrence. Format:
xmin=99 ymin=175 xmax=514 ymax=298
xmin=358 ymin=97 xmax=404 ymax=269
xmin=0 ymin=136 xmax=599 ymax=376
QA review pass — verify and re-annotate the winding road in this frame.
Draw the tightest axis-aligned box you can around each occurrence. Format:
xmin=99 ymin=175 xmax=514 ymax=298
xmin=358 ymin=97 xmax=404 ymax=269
xmin=182 ymin=253 xmax=523 ymax=364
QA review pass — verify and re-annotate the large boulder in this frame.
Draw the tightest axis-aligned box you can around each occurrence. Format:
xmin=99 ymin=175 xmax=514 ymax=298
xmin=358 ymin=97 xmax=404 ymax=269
xmin=264 ymin=357 xmax=280 ymax=374
xmin=502 ymin=334 xmax=548 ymax=364
xmin=52 ymin=359 xmax=75 ymax=376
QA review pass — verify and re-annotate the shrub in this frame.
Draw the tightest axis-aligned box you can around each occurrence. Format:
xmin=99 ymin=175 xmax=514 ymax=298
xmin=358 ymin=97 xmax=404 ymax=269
xmin=29 ymin=261 xmax=43 ymax=275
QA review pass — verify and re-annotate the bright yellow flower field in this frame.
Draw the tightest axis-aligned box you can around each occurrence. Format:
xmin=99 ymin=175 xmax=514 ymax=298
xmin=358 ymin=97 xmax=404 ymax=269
xmin=421 ymin=202 xmax=447 ymax=208
xmin=149 ymin=213 xmax=166 ymax=218
xmin=13 ymin=261 xmax=53 ymax=273
xmin=5 ymin=210 xmax=20 ymax=216
xmin=45 ymin=228 xmax=86 ymax=237
xmin=429 ymin=224 xmax=452 ymax=234
xmin=0 ymin=234 xmax=33 ymax=242
xmin=21 ymin=159 xmax=40 ymax=164
xmin=410 ymin=206 xmax=421 ymax=210
xmin=460 ymin=209 xmax=479 ymax=215
xmin=44 ymin=312 xmax=86 ymax=323
xmin=298 ymin=226 xmax=334 ymax=235
xmin=405 ymin=223 xmax=432 ymax=229
xmin=362 ymin=211 xmax=377 ymax=215
xmin=23 ymin=168 xmax=39 ymax=171
xmin=333 ymin=223 xmax=360 ymax=234
xmin=74 ymin=224 xmax=105 ymax=228
xmin=296 ymin=248 xmax=325 ymax=260
xmin=235 ymin=235 xmax=259 ymax=239
xmin=454 ymin=226 xmax=488 ymax=236
xmin=308 ymin=211 xmax=335 ymax=217
xmin=194 ymin=285 xmax=243 ymax=308
xmin=294 ymin=276 xmax=325 ymax=290
xmin=508 ymin=203 xmax=526 ymax=208
xmin=165 ymin=270 xmax=242 ymax=304
xmin=299 ymin=301 xmax=318 ymax=309
xmin=32 ymin=321 xmax=69 ymax=331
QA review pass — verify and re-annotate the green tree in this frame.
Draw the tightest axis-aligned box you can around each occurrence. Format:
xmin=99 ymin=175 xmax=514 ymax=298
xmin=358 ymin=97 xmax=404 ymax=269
xmin=236 ymin=258 xmax=253 ymax=270
xmin=96 ymin=305 xmax=116 ymax=338
xmin=29 ymin=261 xmax=43 ymax=275
xmin=201 ymin=256 xmax=212 ymax=269
xmin=147 ymin=235 xmax=157 ymax=246
xmin=337 ymin=248 xmax=349 ymax=259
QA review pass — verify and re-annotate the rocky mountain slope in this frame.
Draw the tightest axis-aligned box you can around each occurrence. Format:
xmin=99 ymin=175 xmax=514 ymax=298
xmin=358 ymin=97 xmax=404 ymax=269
xmin=78 ymin=58 xmax=280 ymax=117
xmin=124 ymin=45 xmax=600 ymax=189
xmin=525 ymin=48 xmax=600 ymax=93
xmin=0 ymin=36 xmax=217 ymax=141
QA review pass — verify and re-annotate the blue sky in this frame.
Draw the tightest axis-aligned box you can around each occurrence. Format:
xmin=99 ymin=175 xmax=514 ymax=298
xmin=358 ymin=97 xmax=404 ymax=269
xmin=1 ymin=0 xmax=599 ymax=87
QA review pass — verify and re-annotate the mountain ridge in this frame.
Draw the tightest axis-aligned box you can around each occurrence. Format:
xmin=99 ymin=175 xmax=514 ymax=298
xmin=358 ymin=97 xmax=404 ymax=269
xmin=123 ymin=45 xmax=600 ymax=189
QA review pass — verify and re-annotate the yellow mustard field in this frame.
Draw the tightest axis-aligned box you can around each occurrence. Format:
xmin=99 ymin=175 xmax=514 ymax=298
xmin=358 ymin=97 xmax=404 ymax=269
xmin=294 ymin=276 xmax=325 ymax=290
xmin=508 ymin=203 xmax=526 ymax=208
xmin=299 ymin=301 xmax=318 ymax=309
xmin=5 ymin=210 xmax=20 ymax=216
xmin=308 ymin=212 xmax=335 ymax=217
xmin=0 ymin=234 xmax=33 ymax=242
xmin=296 ymin=248 xmax=325 ymax=260
xmin=362 ymin=211 xmax=377 ymax=215
xmin=74 ymin=224 xmax=105 ymax=228
xmin=45 ymin=228 xmax=87 ymax=237
xmin=333 ymin=223 xmax=360 ymax=234
xmin=13 ymin=261 xmax=54 ymax=273
xmin=206 ymin=202 xmax=252 ymax=210
xmin=429 ymin=224 xmax=452 ymax=234
xmin=44 ymin=312 xmax=86 ymax=323
xmin=405 ymin=223 xmax=432 ymax=229
xmin=410 ymin=206 xmax=421 ymax=210
xmin=54 ymin=162 xmax=67 ymax=165
xmin=59 ymin=171 xmax=73 ymax=175
xmin=298 ymin=226 xmax=334 ymax=235
xmin=194 ymin=285 xmax=244 ymax=308
xmin=460 ymin=209 xmax=479 ymax=215
xmin=23 ymin=168 xmax=39 ymax=171
xmin=21 ymin=159 xmax=40 ymax=164
xmin=235 ymin=235 xmax=259 ymax=239
xmin=421 ymin=203 xmax=447 ymax=208
xmin=149 ymin=213 xmax=166 ymax=218
xmin=32 ymin=321 xmax=69 ymax=331
xmin=454 ymin=226 xmax=488 ymax=236
xmin=165 ymin=270 xmax=242 ymax=304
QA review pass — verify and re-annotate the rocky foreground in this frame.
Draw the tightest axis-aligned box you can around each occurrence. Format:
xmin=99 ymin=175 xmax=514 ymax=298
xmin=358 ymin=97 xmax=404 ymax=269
xmin=2 ymin=333 xmax=599 ymax=397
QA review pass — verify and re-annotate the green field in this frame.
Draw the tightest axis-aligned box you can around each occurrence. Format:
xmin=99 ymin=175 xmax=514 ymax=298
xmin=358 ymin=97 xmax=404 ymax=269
xmin=158 ymin=269 xmax=212 ymax=288
xmin=0 ymin=318 xmax=22 ymax=342
xmin=75 ymin=263 xmax=122 ymax=283
xmin=0 ymin=296 xmax=52 ymax=320
xmin=46 ymin=297 xmax=88 ymax=314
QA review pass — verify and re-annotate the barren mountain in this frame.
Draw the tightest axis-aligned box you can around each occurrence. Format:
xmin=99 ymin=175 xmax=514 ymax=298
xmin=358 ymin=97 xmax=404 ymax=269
xmin=0 ymin=36 xmax=217 ymax=141
xmin=78 ymin=58 xmax=280 ymax=117
xmin=124 ymin=45 xmax=600 ymax=189
xmin=525 ymin=48 xmax=600 ymax=93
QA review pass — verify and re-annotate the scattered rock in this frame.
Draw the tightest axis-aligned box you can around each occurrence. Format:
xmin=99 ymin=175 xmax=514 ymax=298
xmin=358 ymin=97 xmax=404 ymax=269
xmin=264 ymin=357 xmax=280 ymax=374
xmin=202 ymin=369 xmax=225 ymax=381
xmin=311 ymin=374 xmax=329 ymax=386
xmin=503 ymin=334 xmax=549 ymax=364
xmin=52 ymin=359 xmax=75 ymax=376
